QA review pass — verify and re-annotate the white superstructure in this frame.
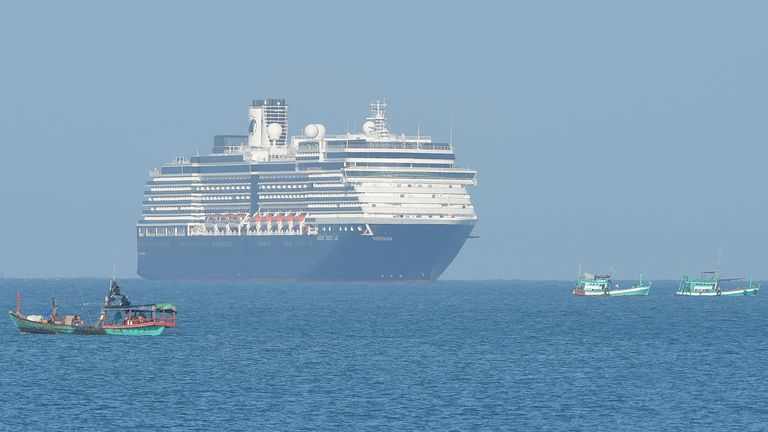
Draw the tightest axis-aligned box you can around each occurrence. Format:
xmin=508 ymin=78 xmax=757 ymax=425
xmin=138 ymin=100 xmax=477 ymax=238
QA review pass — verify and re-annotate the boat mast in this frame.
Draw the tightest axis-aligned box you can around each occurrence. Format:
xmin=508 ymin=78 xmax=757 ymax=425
xmin=79 ymin=288 xmax=95 ymax=327
xmin=715 ymin=246 xmax=722 ymax=290
xmin=16 ymin=289 xmax=20 ymax=314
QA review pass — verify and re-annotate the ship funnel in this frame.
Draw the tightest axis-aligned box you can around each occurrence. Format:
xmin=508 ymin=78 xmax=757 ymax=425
xmin=248 ymin=105 xmax=269 ymax=148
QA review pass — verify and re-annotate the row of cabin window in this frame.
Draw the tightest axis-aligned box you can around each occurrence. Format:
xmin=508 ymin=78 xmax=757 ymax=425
xmin=197 ymin=185 xmax=250 ymax=191
xmin=150 ymin=195 xmax=250 ymax=202
xmin=319 ymin=226 xmax=364 ymax=232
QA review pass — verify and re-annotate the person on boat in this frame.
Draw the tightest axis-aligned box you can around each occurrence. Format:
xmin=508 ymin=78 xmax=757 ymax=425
xmin=105 ymin=281 xmax=131 ymax=308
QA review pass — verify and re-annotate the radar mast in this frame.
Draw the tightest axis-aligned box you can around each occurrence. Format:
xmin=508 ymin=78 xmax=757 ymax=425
xmin=366 ymin=100 xmax=390 ymax=138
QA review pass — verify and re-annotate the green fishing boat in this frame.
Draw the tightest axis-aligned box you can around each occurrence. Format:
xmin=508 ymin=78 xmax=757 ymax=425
xmin=100 ymin=300 xmax=177 ymax=336
xmin=8 ymin=310 xmax=104 ymax=335
xmin=9 ymin=280 xmax=177 ymax=336
xmin=573 ymin=272 xmax=651 ymax=297
xmin=676 ymin=271 xmax=759 ymax=296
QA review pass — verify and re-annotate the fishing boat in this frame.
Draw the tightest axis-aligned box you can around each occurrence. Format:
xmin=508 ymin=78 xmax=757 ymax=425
xmin=8 ymin=292 xmax=104 ymax=335
xmin=8 ymin=280 xmax=177 ymax=335
xmin=573 ymin=273 xmax=651 ymax=297
xmin=676 ymin=271 xmax=760 ymax=296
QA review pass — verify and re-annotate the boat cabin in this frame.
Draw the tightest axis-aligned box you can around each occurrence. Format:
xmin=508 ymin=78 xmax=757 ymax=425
xmin=679 ymin=271 xmax=720 ymax=294
xmin=577 ymin=273 xmax=615 ymax=293
xmin=101 ymin=303 xmax=177 ymax=329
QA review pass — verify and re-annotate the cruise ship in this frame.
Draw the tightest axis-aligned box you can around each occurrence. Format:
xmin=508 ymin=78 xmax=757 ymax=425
xmin=137 ymin=99 xmax=477 ymax=281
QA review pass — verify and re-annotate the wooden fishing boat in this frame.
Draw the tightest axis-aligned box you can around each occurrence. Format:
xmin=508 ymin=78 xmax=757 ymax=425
xmin=8 ymin=280 xmax=177 ymax=336
xmin=100 ymin=302 xmax=177 ymax=336
xmin=8 ymin=311 xmax=105 ymax=335
xmin=573 ymin=272 xmax=651 ymax=297
xmin=676 ymin=271 xmax=759 ymax=296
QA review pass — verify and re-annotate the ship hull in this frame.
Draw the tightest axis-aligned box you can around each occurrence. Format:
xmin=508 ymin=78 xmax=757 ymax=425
xmin=137 ymin=222 xmax=474 ymax=281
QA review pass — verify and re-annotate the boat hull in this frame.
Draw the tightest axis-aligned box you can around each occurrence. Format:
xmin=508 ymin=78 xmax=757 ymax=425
xmin=137 ymin=222 xmax=474 ymax=281
xmin=676 ymin=287 xmax=759 ymax=296
xmin=8 ymin=312 xmax=104 ymax=335
xmin=607 ymin=285 xmax=651 ymax=297
xmin=104 ymin=326 xmax=165 ymax=336
xmin=573 ymin=285 xmax=651 ymax=297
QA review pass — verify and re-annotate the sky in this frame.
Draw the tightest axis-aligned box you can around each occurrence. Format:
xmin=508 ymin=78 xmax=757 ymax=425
xmin=1 ymin=1 xmax=766 ymax=280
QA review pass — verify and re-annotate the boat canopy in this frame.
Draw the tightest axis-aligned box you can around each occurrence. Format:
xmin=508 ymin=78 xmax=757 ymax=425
xmin=154 ymin=303 xmax=178 ymax=313
xmin=582 ymin=273 xmax=611 ymax=280
xmin=104 ymin=303 xmax=177 ymax=313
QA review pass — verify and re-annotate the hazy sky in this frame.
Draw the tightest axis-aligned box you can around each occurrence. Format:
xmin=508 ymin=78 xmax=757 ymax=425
xmin=1 ymin=1 xmax=766 ymax=279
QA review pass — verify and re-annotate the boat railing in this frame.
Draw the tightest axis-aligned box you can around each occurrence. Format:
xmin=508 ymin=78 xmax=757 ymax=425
xmin=102 ymin=307 xmax=176 ymax=327
xmin=183 ymin=223 xmax=318 ymax=237
xmin=324 ymin=141 xmax=450 ymax=151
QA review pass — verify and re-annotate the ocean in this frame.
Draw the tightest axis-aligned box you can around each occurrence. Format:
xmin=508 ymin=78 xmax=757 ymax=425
xmin=1 ymin=279 xmax=766 ymax=431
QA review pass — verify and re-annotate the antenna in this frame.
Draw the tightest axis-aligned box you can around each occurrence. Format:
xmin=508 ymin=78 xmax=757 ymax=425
xmin=578 ymin=263 xmax=582 ymax=279
xmin=16 ymin=288 xmax=20 ymax=314
xmin=112 ymin=252 xmax=116 ymax=282
xmin=716 ymin=246 xmax=722 ymax=270
xmin=449 ymin=115 xmax=454 ymax=146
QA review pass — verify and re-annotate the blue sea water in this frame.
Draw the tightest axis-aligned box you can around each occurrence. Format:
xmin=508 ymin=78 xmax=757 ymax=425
xmin=1 ymin=279 xmax=766 ymax=431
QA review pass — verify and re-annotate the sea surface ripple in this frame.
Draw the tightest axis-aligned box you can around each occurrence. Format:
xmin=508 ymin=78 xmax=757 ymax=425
xmin=1 ymin=279 xmax=766 ymax=431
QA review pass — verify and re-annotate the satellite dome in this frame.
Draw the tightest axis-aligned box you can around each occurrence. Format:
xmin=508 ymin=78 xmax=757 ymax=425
xmin=315 ymin=124 xmax=326 ymax=140
xmin=363 ymin=120 xmax=376 ymax=136
xmin=304 ymin=124 xmax=319 ymax=139
xmin=266 ymin=123 xmax=283 ymax=141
